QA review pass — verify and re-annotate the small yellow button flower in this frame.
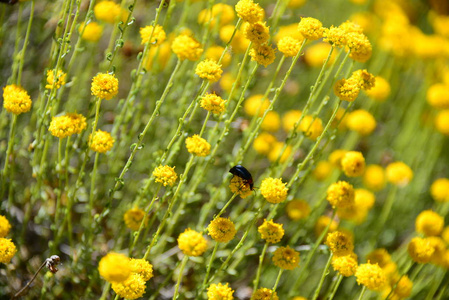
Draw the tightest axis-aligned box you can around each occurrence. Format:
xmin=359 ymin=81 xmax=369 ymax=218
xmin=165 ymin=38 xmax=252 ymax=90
xmin=208 ymin=217 xmax=236 ymax=243
xmin=285 ymin=199 xmax=310 ymax=221
xmin=363 ymin=164 xmax=386 ymax=191
xmin=385 ymin=161 xmax=413 ymax=187
xmin=130 ymin=258 xmax=153 ymax=281
xmin=207 ymin=282 xmax=234 ymax=300
xmin=253 ymin=132 xmax=276 ymax=155
xmin=332 ymin=252 xmax=358 ymax=277
xmin=91 ymin=73 xmax=119 ymax=100
xmin=177 ymin=228 xmax=208 ymax=256
xmin=313 ymin=161 xmax=334 ymax=181
xmin=185 ymin=135 xmax=211 ymax=157
xmin=244 ymin=94 xmax=270 ymax=117
xmin=299 ymin=115 xmax=323 ymax=140
xmin=355 ymin=263 xmax=387 ymax=291
xmin=0 ymin=216 xmax=11 ymax=238
xmin=260 ymin=177 xmax=288 ymax=204
xmin=325 ymin=231 xmax=354 ymax=256
xmin=152 ymin=165 xmax=178 ymax=186
xmin=172 ymin=34 xmax=203 ymax=61
xmin=366 ymin=248 xmax=391 ymax=268
xmin=408 ymin=237 xmax=434 ymax=264
xmin=49 ymin=113 xmax=87 ymax=139
xmin=111 ymin=273 xmax=146 ymax=300
xmin=0 ymin=238 xmax=17 ymax=264
xmin=333 ymin=77 xmax=361 ymax=102
xmin=272 ymin=245 xmax=300 ymax=270
xmin=277 ymin=36 xmax=302 ymax=57
xmin=89 ymin=129 xmax=115 ymax=153
xmin=229 ymin=175 xmax=253 ymax=198
xmin=124 ymin=208 xmax=147 ymax=231
xmin=415 ymin=210 xmax=444 ymax=236
xmin=258 ymin=219 xmax=284 ymax=243
xmin=261 ymin=111 xmax=281 ymax=132
xmin=94 ymin=1 xmax=125 ymax=24
xmin=365 ymin=76 xmax=390 ymax=102
xmin=346 ymin=32 xmax=372 ymax=62
xmin=252 ymin=288 xmax=279 ymax=300
xmin=323 ymin=26 xmax=347 ymax=48
xmin=435 ymin=110 xmax=449 ymax=136
xmin=2 ymin=85 xmax=32 ymax=115
xmin=235 ymin=0 xmax=264 ymax=24
xmin=98 ymin=252 xmax=132 ymax=283
xmin=346 ymin=109 xmax=377 ymax=136
xmin=387 ymin=275 xmax=413 ymax=299
xmin=195 ymin=59 xmax=223 ymax=82
xmin=341 ymin=151 xmax=365 ymax=177
xmin=243 ymin=21 xmax=270 ymax=45
xmin=45 ymin=69 xmax=67 ymax=89
xmin=326 ymin=181 xmax=355 ymax=208
xmin=430 ymin=178 xmax=449 ymax=202
xmin=79 ymin=22 xmax=103 ymax=42
xmin=139 ymin=25 xmax=166 ymax=46
xmin=249 ymin=44 xmax=276 ymax=67
xmin=427 ymin=83 xmax=449 ymax=109
xmin=298 ymin=17 xmax=324 ymax=40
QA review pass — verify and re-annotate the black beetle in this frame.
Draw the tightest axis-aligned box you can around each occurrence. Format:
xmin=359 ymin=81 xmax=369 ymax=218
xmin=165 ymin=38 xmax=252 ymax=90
xmin=229 ymin=165 xmax=254 ymax=190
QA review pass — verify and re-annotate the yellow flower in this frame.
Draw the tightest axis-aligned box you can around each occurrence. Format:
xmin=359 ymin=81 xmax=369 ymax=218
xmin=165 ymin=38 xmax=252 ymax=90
xmin=229 ymin=175 xmax=253 ymax=198
xmin=249 ymin=44 xmax=276 ymax=67
xmin=94 ymin=1 xmax=126 ymax=24
xmin=304 ymin=43 xmax=336 ymax=67
xmin=0 ymin=238 xmax=16 ymax=264
xmin=139 ymin=25 xmax=166 ymax=46
xmin=124 ymin=208 xmax=147 ymax=231
xmin=98 ymin=252 xmax=132 ymax=283
xmin=195 ymin=59 xmax=223 ymax=82
xmin=208 ymin=218 xmax=236 ymax=243
xmin=415 ymin=210 xmax=444 ymax=236
xmin=261 ymin=111 xmax=281 ymax=132
xmin=365 ymin=76 xmax=390 ymax=102
xmin=251 ymin=288 xmax=279 ymax=300
xmin=314 ymin=215 xmax=338 ymax=237
xmin=172 ymin=34 xmax=203 ymax=61
xmin=287 ymin=0 xmax=306 ymax=8
xmin=2 ymin=85 xmax=32 ymax=115
xmin=430 ymin=178 xmax=449 ymax=202
xmin=329 ymin=149 xmax=347 ymax=169
xmin=313 ymin=161 xmax=334 ymax=181
xmin=333 ymin=77 xmax=361 ymax=102
xmin=79 ymin=21 xmax=103 ymax=42
xmin=130 ymin=258 xmax=153 ymax=281
xmin=89 ymin=130 xmax=115 ymax=153
xmin=205 ymin=45 xmax=231 ymax=68
xmin=243 ymin=22 xmax=270 ymax=45
xmin=427 ymin=83 xmax=449 ymax=109
xmin=286 ymin=199 xmax=310 ymax=221
xmin=185 ymin=135 xmax=211 ymax=157
xmin=355 ymin=263 xmax=387 ymax=291
xmin=366 ymin=248 xmax=391 ymax=268
xmin=49 ymin=113 xmax=86 ymax=139
xmin=0 ymin=216 xmax=11 ymax=238
xmin=258 ymin=219 xmax=284 ymax=244
xmin=341 ymin=151 xmax=365 ymax=177
xmin=253 ymin=132 xmax=276 ymax=155
xmin=346 ymin=109 xmax=376 ymax=136
xmin=272 ymin=245 xmax=300 ymax=270
xmin=277 ymin=36 xmax=302 ymax=57
xmin=91 ymin=73 xmax=119 ymax=100
xmin=298 ymin=17 xmax=324 ymax=40
xmin=198 ymin=4 xmax=235 ymax=28
xmin=323 ymin=26 xmax=347 ymax=48
xmin=219 ymin=25 xmax=250 ymax=53
xmin=326 ymin=181 xmax=355 ymax=208
xmin=111 ymin=273 xmax=146 ymax=300
xmin=325 ymin=231 xmax=354 ymax=256
xmin=386 ymin=161 xmax=413 ymax=187
xmin=387 ymin=275 xmax=413 ymax=299
xmin=268 ymin=142 xmax=292 ymax=163
xmin=339 ymin=20 xmax=364 ymax=34
xmin=207 ymin=282 xmax=234 ymax=300
xmin=244 ymin=94 xmax=270 ymax=117
xmin=352 ymin=69 xmax=376 ymax=91
xmin=299 ymin=115 xmax=323 ymax=140
xmin=153 ymin=165 xmax=178 ymax=186
xmin=346 ymin=32 xmax=372 ymax=62
xmin=274 ymin=24 xmax=304 ymax=43
xmin=200 ymin=93 xmax=226 ymax=115
xmin=435 ymin=110 xmax=449 ymax=136
xmin=45 ymin=69 xmax=67 ymax=89
xmin=332 ymin=253 xmax=358 ymax=276
xmin=408 ymin=237 xmax=434 ymax=264
xmin=235 ymin=0 xmax=264 ymax=24
xmin=363 ymin=164 xmax=386 ymax=191
xmin=178 ymin=228 xmax=208 ymax=256
xmin=260 ymin=177 xmax=288 ymax=204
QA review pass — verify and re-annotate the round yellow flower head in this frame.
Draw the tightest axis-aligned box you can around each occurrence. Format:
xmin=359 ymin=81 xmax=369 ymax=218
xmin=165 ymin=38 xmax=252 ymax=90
xmin=388 ymin=274 xmax=413 ymax=299
xmin=346 ymin=109 xmax=376 ymax=136
xmin=139 ymin=25 xmax=166 ymax=46
xmin=430 ymin=178 xmax=449 ymax=202
xmin=352 ymin=69 xmax=376 ymax=91
xmin=0 ymin=238 xmax=16 ymax=263
xmin=313 ymin=161 xmax=334 ymax=181
xmin=365 ymin=76 xmax=390 ymax=102
xmin=89 ymin=130 xmax=115 ymax=153
xmin=91 ymin=73 xmax=119 ymax=100
xmin=323 ymin=26 xmax=347 ymax=48
xmin=339 ymin=20 xmax=364 ymax=34
xmin=355 ymin=263 xmax=386 ymax=291
xmin=366 ymin=248 xmax=391 ymax=268
xmin=435 ymin=110 xmax=449 ymax=136
xmin=346 ymin=32 xmax=372 ymax=62
xmin=3 ymin=85 xmax=32 ymax=115
xmin=261 ymin=111 xmax=281 ymax=132
xmin=354 ymin=188 xmax=375 ymax=210
xmin=0 ymin=216 xmax=11 ymax=238
xmin=326 ymin=181 xmax=355 ymax=208
xmin=244 ymin=94 xmax=269 ymax=117
xmin=299 ymin=115 xmax=323 ymax=140
xmin=314 ymin=215 xmax=338 ymax=237
xmin=153 ymin=165 xmax=178 ymax=186
xmin=178 ymin=228 xmax=208 ymax=256
xmin=111 ymin=273 xmax=146 ymax=300
xmin=363 ymin=164 xmax=386 ymax=191
xmin=268 ymin=142 xmax=292 ymax=164
xmin=195 ymin=59 xmax=223 ymax=82
xmin=274 ymin=24 xmax=304 ymax=43
xmin=258 ymin=219 xmax=284 ymax=243
xmin=253 ymin=132 xmax=276 ymax=155
xmin=79 ymin=21 xmax=103 ymax=42
xmin=325 ymin=231 xmax=354 ymax=256
xmin=249 ymin=44 xmax=276 ymax=67
xmin=286 ymin=199 xmax=310 ymax=221
xmin=333 ymin=77 xmax=361 ymax=102
xmin=229 ymin=175 xmax=253 ymax=198
xmin=130 ymin=258 xmax=153 ymax=281
xmin=332 ymin=252 xmax=358 ymax=276
xmin=329 ymin=149 xmax=347 ymax=169
xmin=304 ymin=43 xmax=336 ymax=67
xmin=185 ymin=134 xmax=211 ymax=156
xmin=98 ymin=252 xmax=132 ymax=283
xmin=208 ymin=217 xmax=236 ymax=243
xmin=200 ymin=93 xmax=226 ymax=115
xmin=415 ymin=210 xmax=444 ymax=236
xmin=341 ymin=151 xmax=365 ymax=177
xmin=207 ymin=282 xmax=234 ymax=300
xmin=94 ymin=1 xmax=125 ymax=24
xmin=205 ymin=45 xmax=231 ymax=68
xmin=124 ymin=208 xmax=147 ymax=231
xmin=235 ymin=0 xmax=264 ymax=24
xmin=427 ymin=83 xmax=449 ymax=109
xmin=427 ymin=236 xmax=446 ymax=265
xmin=244 ymin=22 xmax=270 ymax=45
xmin=408 ymin=237 xmax=434 ymax=264
xmin=288 ymin=0 xmax=306 ymax=8
xmin=172 ymin=34 xmax=203 ymax=61
xmin=260 ymin=177 xmax=288 ymax=204
xmin=198 ymin=3 xmax=235 ymax=28
xmin=298 ymin=17 xmax=324 ymax=40
xmin=277 ymin=36 xmax=302 ymax=57
xmin=46 ymin=70 xmax=66 ymax=89
xmin=272 ymin=245 xmax=300 ymax=270
xmin=252 ymin=288 xmax=279 ymax=300
xmin=386 ymin=161 xmax=413 ymax=187
xmin=49 ymin=113 xmax=86 ymax=139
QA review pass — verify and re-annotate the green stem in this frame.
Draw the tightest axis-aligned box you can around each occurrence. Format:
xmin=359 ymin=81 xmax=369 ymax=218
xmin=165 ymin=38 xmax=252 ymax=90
xmin=270 ymin=269 xmax=284 ymax=300
xmin=384 ymin=261 xmax=414 ymax=300
xmin=199 ymin=111 xmax=211 ymax=137
xmin=17 ymin=0 xmax=35 ymax=85
xmin=373 ymin=185 xmax=398 ymax=241
xmin=253 ymin=242 xmax=269 ymax=292
xmin=311 ymin=253 xmax=334 ymax=300
xmin=215 ymin=193 xmax=238 ymax=219
xmin=173 ymin=255 xmax=189 ymax=299
xmin=2 ymin=114 xmax=18 ymax=203
xmin=357 ymin=286 xmax=367 ymax=300
xmin=198 ymin=242 xmax=219 ymax=298
xmin=327 ymin=274 xmax=343 ymax=300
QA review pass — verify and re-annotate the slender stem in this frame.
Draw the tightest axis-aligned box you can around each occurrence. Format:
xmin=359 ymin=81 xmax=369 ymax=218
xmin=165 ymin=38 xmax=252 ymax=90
xmin=198 ymin=242 xmax=219 ymax=297
xmin=90 ymin=98 xmax=102 ymax=142
xmin=17 ymin=0 xmax=35 ymax=85
xmin=215 ymin=193 xmax=238 ymax=219
xmin=13 ymin=259 xmax=47 ymax=299
xmin=173 ymin=255 xmax=189 ymax=299
xmin=253 ymin=242 xmax=269 ymax=292
xmin=357 ymin=286 xmax=367 ymax=300
xmin=327 ymin=274 xmax=343 ymax=300
xmin=311 ymin=253 xmax=334 ymax=300
xmin=270 ymin=269 xmax=284 ymax=300
xmin=373 ymin=185 xmax=398 ymax=241
xmin=199 ymin=111 xmax=211 ymax=137
xmin=2 ymin=114 xmax=18 ymax=203
xmin=384 ymin=261 xmax=414 ymax=300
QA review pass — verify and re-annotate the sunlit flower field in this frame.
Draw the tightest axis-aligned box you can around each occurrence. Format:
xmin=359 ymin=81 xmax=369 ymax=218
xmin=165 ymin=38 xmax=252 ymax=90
xmin=1 ymin=0 xmax=449 ymax=299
